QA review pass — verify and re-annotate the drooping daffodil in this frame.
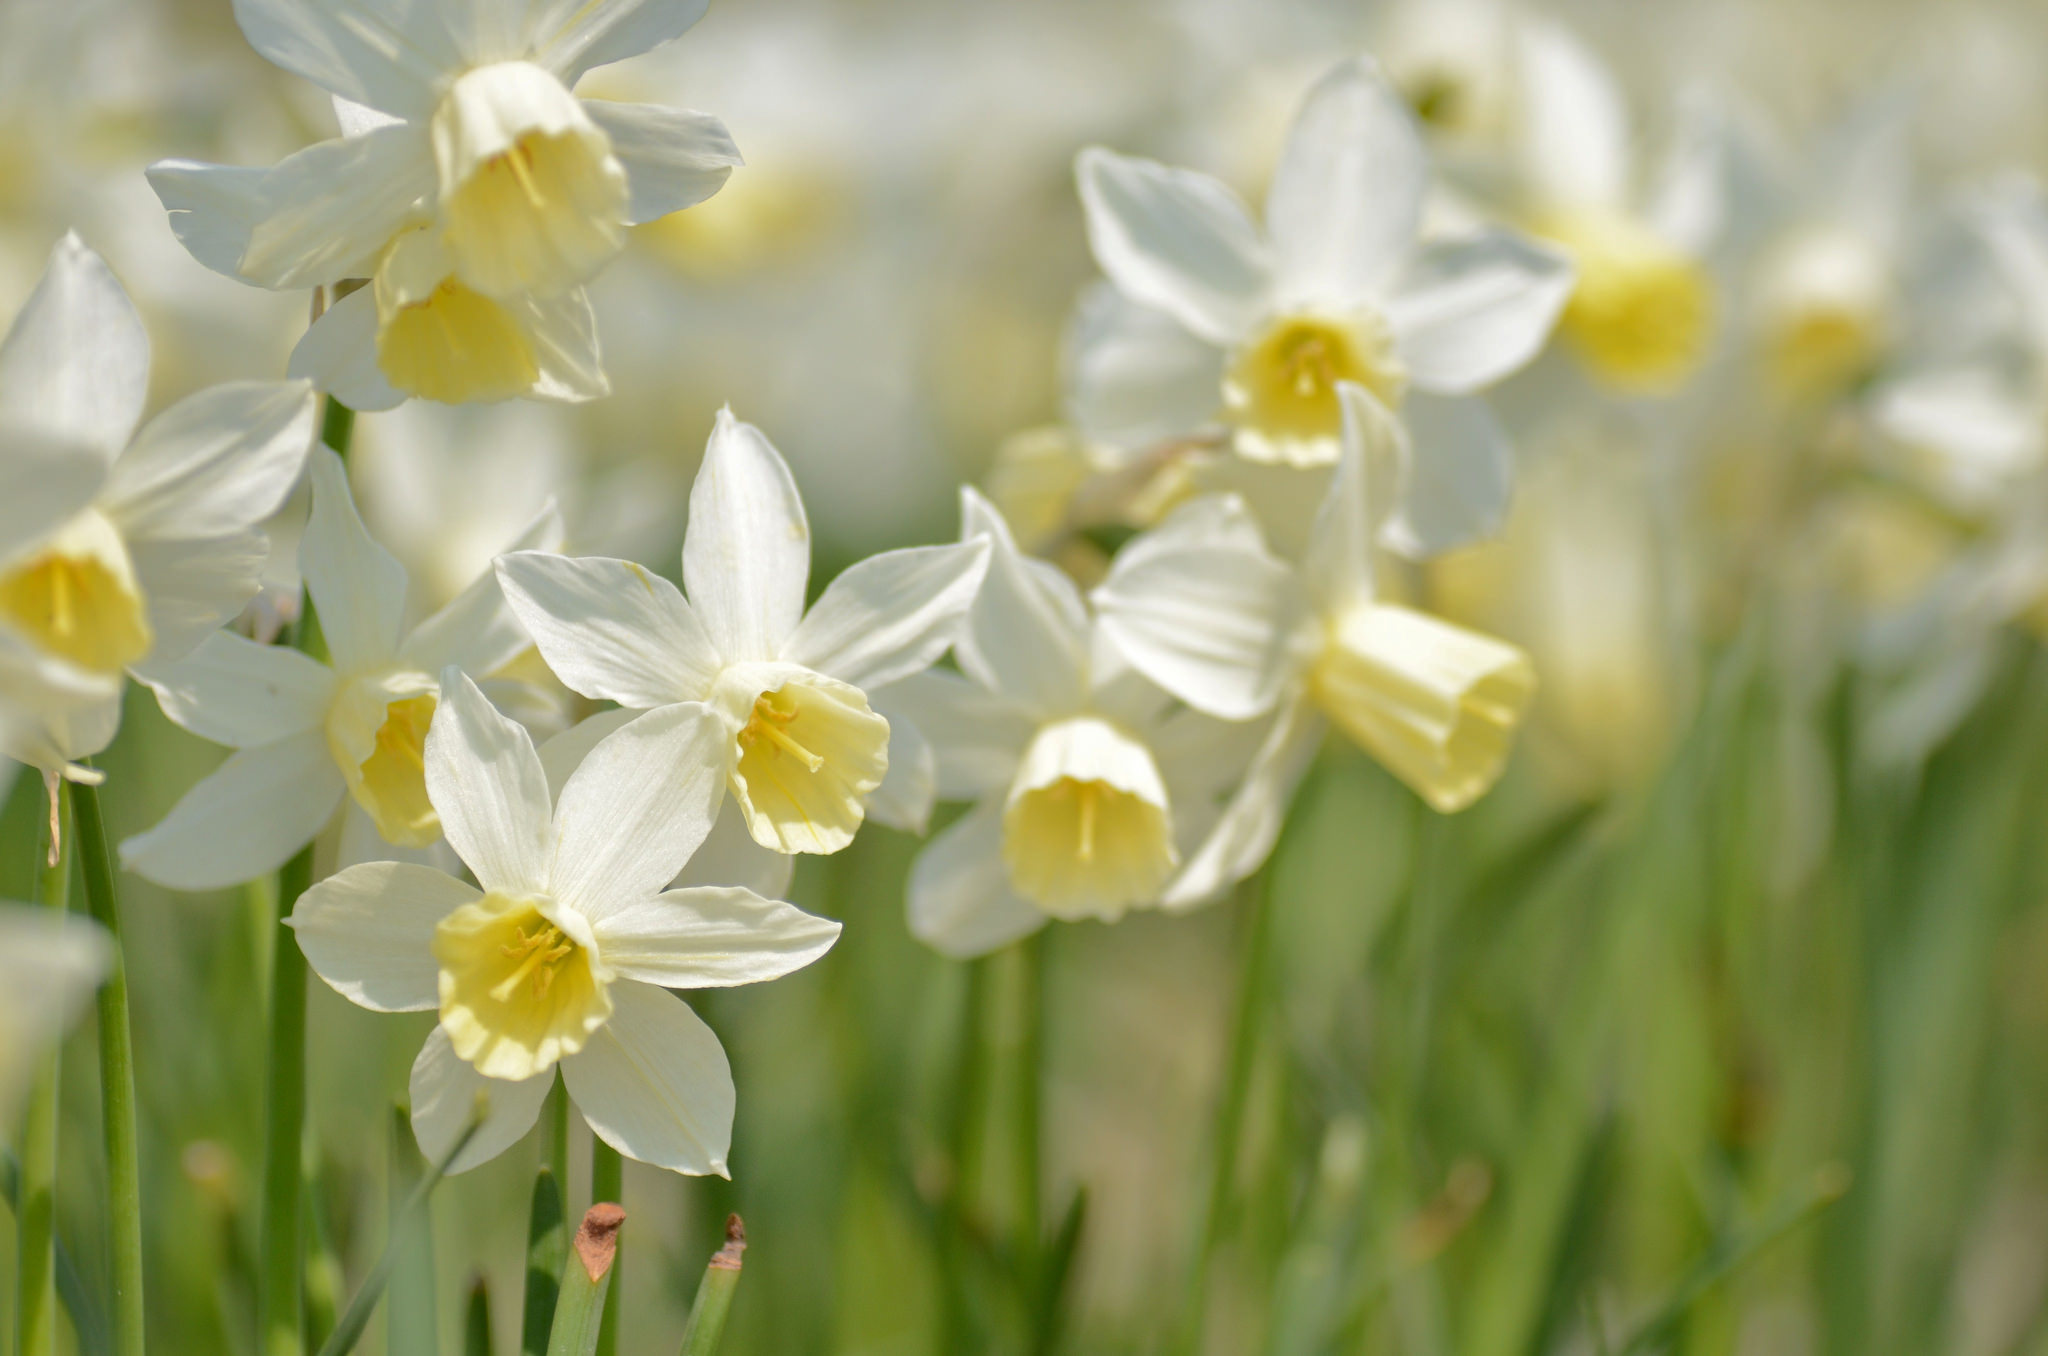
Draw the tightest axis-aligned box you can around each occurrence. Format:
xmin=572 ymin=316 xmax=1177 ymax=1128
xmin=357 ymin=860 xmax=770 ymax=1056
xmin=881 ymin=490 xmax=1273 ymax=959
xmin=290 ymin=670 xmax=840 ymax=1175
xmin=1094 ymin=383 xmax=1535 ymax=849
xmin=0 ymin=233 xmax=318 ymax=776
xmin=496 ymin=408 xmax=991 ymax=858
xmin=148 ymin=0 xmax=740 ymax=409
xmin=1070 ymin=57 xmax=1572 ymax=553
xmin=124 ymin=448 xmax=559 ymax=889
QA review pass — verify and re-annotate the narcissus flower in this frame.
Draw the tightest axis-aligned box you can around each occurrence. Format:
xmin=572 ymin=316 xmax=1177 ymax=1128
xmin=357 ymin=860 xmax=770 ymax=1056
xmin=147 ymin=0 xmax=740 ymax=409
xmin=123 ymin=449 xmax=555 ymax=889
xmin=1070 ymin=57 xmax=1571 ymax=551
xmin=290 ymin=671 xmax=839 ymax=1175
xmin=1095 ymin=383 xmax=1533 ymax=858
xmin=497 ymin=408 xmax=991 ymax=857
xmin=883 ymin=490 xmax=1270 ymax=959
xmin=0 ymin=233 xmax=317 ymax=774
xmin=0 ymin=906 xmax=110 ymax=1126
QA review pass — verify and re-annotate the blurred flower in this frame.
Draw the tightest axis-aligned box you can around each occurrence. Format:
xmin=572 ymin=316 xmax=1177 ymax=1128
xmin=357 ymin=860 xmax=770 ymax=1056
xmin=885 ymin=490 xmax=1269 ymax=958
xmin=1096 ymin=382 xmax=1534 ymax=831
xmin=0 ymin=905 xmax=110 ymax=1127
xmin=1070 ymin=56 xmax=1571 ymax=555
xmin=0 ymin=232 xmax=315 ymax=776
xmin=1511 ymin=19 xmax=1727 ymax=394
xmin=122 ymin=448 xmax=556 ymax=890
xmin=289 ymin=670 xmax=838 ymax=1176
xmin=497 ymin=407 xmax=989 ymax=857
xmin=147 ymin=0 xmax=740 ymax=408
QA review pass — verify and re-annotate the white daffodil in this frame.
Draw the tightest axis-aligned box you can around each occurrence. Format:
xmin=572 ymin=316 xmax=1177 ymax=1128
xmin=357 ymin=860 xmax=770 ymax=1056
xmin=496 ymin=408 xmax=991 ymax=858
xmin=1095 ymin=383 xmax=1534 ymax=849
xmin=0 ymin=233 xmax=318 ymax=773
xmin=147 ymin=0 xmax=740 ymax=409
xmin=1069 ymin=57 xmax=1571 ymax=553
xmin=0 ymin=906 xmax=111 ymax=1126
xmin=123 ymin=448 xmax=557 ymax=890
xmin=290 ymin=670 xmax=839 ymax=1175
xmin=884 ymin=489 xmax=1271 ymax=959
xmin=1509 ymin=19 xmax=1728 ymax=395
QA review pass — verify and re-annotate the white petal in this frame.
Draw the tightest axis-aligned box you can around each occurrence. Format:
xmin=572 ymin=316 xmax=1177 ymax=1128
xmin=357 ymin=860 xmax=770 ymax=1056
xmin=287 ymin=286 xmax=407 ymax=413
xmin=1385 ymin=230 xmax=1575 ymax=394
xmin=535 ymin=0 xmax=710 ymax=83
xmin=135 ymin=630 xmax=334 ymax=747
xmin=120 ymin=731 xmax=344 ymax=890
xmin=906 ymin=800 xmax=1046 ymax=959
xmin=582 ymin=101 xmax=740 ymax=224
xmin=0 ymin=908 xmax=110 ymax=1125
xmin=0 ymin=233 xmax=147 ymax=458
xmin=0 ymin=431 xmax=107 ymax=563
xmin=1302 ymin=385 xmax=1390 ymax=615
xmin=400 ymin=503 xmax=564 ymax=679
xmin=551 ymin=702 xmax=730 ymax=920
xmin=425 ymin=670 xmax=553 ymax=894
xmin=1644 ymin=91 xmax=1732 ymax=258
xmin=1092 ymin=495 xmax=1298 ymax=721
xmin=101 ymin=381 xmax=318 ymax=539
xmin=497 ymin=550 xmax=718 ymax=706
xmin=520 ymin=287 xmax=611 ymax=405
xmin=952 ymin=489 xmax=1088 ymax=716
xmin=871 ymin=671 xmax=1034 ymax=799
xmin=668 ymin=799 xmax=794 ymax=898
xmin=1873 ymin=367 xmax=2044 ymax=501
xmin=228 ymin=0 xmax=444 ymax=118
xmin=1075 ymin=147 xmax=1272 ymax=346
xmin=1516 ymin=18 xmax=1631 ymax=209
xmin=409 ymin=1027 xmax=555 ymax=1175
xmin=126 ymin=532 xmax=274 ymax=664
xmin=562 ymin=982 xmax=732 ymax=1177
xmin=682 ymin=409 xmax=810 ymax=663
xmin=780 ymin=540 xmax=990 ymax=691
xmin=1379 ymin=393 xmax=1514 ymax=560
xmin=289 ymin=860 xmax=479 ymax=1011
xmin=1265 ymin=57 xmax=1427 ymax=308
xmin=1062 ymin=282 xmax=1226 ymax=448
xmin=864 ymin=702 xmax=935 ymax=835
xmin=535 ymin=707 xmax=637 ymax=802
xmin=335 ymin=799 xmax=461 ymax=873
xmin=594 ymin=886 xmax=839 ymax=988
xmin=1162 ymin=697 xmax=1323 ymax=910
xmin=304 ymin=445 xmax=408 ymax=673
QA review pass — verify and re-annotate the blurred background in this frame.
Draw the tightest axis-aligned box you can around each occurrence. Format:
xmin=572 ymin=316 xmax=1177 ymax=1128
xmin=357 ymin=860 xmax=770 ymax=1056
xmin=9 ymin=0 xmax=2048 ymax=1351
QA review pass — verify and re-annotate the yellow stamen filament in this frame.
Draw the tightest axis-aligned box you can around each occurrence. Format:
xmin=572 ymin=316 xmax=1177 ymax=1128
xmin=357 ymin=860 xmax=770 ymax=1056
xmin=501 ymin=144 xmax=548 ymax=209
xmin=491 ymin=922 xmax=574 ymax=1002
xmin=434 ymin=892 xmax=611 ymax=1082
xmin=1223 ymin=312 xmax=1407 ymax=467
xmin=740 ymin=692 xmax=825 ymax=772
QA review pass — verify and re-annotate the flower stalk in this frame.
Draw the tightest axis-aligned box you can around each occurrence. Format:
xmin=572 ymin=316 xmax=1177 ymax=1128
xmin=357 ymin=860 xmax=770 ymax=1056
xmin=15 ymin=784 xmax=70 ymax=1356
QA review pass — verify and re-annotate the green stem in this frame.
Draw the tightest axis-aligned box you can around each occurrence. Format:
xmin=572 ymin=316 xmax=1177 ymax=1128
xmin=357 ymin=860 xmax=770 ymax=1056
xmin=1179 ymin=868 xmax=1275 ymax=1355
xmin=940 ymin=958 xmax=991 ymax=1351
xmin=678 ymin=1216 xmax=746 ymax=1356
xmin=319 ymin=396 xmax=356 ymax=462
xmin=544 ymin=1076 xmax=570 ymax=1202
xmin=70 ymin=773 xmax=146 ymax=1356
xmin=463 ymin=1278 xmax=493 ymax=1356
xmin=1017 ymin=934 xmax=1045 ymax=1265
xmin=259 ymin=842 xmax=314 ymax=1356
xmin=16 ymin=784 xmax=69 ymax=1356
xmin=546 ymin=1206 xmax=626 ymax=1356
xmin=590 ymin=1138 xmax=624 ymax=1356
xmin=386 ymin=1106 xmax=438 ymax=1356
xmin=521 ymin=1167 xmax=567 ymax=1356
xmin=1 ymin=1149 xmax=107 ymax=1356
xmin=310 ymin=1111 xmax=483 ymax=1356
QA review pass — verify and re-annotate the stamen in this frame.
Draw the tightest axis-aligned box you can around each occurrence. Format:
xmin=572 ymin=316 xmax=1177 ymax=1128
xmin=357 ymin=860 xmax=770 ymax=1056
xmin=1077 ymin=782 xmax=1098 ymax=863
xmin=490 ymin=922 xmax=573 ymax=1002
xmin=504 ymin=144 xmax=548 ymax=209
xmin=746 ymin=694 xmax=824 ymax=772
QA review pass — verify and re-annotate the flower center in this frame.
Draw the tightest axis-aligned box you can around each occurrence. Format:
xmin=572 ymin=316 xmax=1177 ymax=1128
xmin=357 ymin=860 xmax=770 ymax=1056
xmin=1534 ymin=209 xmax=1715 ymax=394
xmin=433 ymin=892 xmax=610 ymax=1082
xmin=1310 ymin=603 xmax=1535 ymax=813
xmin=1755 ymin=230 xmax=1893 ymax=400
xmin=327 ymin=677 xmax=441 ymax=847
xmin=0 ymin=511 xmax=152 ymax=675
xmin=727 ymin=676 xmax=890 ymax=855
xmin=1001 ymin=717 xmax=1178 ymax=919
xmin=373 ymin=228 xmax=540 ymax=405
xmin=432 ymin=61 xmax=628 ymax=299
xmin=1223 ymin=312 xmax=1407 ymax=467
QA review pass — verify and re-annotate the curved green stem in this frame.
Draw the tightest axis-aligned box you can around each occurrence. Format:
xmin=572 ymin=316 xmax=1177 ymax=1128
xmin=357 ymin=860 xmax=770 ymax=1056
xmin=590 ymin=1138 xmax=624 ymax=1356
xmin=71 ymin=773 xmax=147 ymax=1356
xmin=16 ymin=783 xmax=70 ymax=1356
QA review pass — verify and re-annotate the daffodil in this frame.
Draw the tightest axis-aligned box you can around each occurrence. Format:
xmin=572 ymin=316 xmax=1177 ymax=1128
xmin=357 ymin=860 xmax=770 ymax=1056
xmin=0 ymin=233 xmax=318 ymax=774
xmin=1511 ymin=19 xmax=1726 ymax=394
xmin=496 ymin=408 xmax=991 ymax=857
xmin=1069 ymin=58 xmax=1571 ymax=552
xmin=147 ymin=0 xmax=740 ymax=409
xmin=883 ymin=489 xmax=1272 ymax=959
xmin=1095 ymin=382 xmax=1533 ymax=855
xmin=123 ymin=448 xmax=557 ymax=890
xmin=0 ymin=906 xmax=110 ymax=1126
xmin=290 ymin=670 xmax=839 ymax=1175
